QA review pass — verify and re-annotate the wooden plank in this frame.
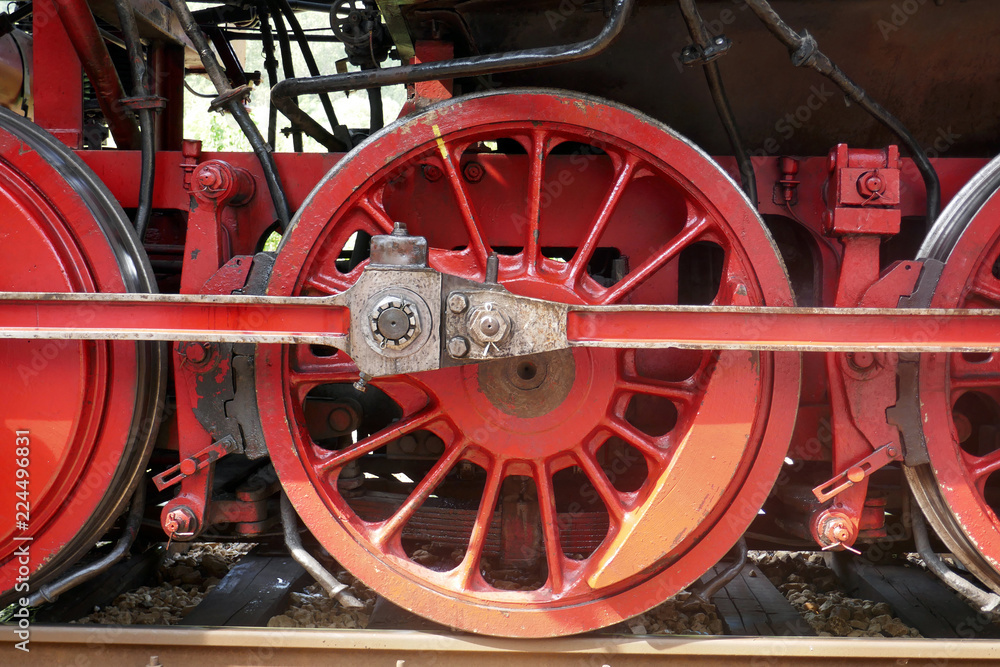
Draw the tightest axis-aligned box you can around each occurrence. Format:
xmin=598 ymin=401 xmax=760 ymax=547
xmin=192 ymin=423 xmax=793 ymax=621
xmin=36 ymin=546 xmax=165 ymax=623
xmin=707 ymin=564 xmax=815 ymax=636
xmin=845 ymin=561 xmax=1000 ymax=639
xmin=180 ymin=552 xmax=312 ymax=627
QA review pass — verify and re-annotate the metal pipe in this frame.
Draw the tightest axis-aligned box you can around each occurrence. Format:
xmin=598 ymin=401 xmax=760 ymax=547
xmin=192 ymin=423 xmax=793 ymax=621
xmin=167 ymin=0 xmax=291 ymax=229
xmin=256 ymin=2 xmax=280 ymax=149
xmin=683 ymin=537 xmax=747 ymax=607
xmin=113 ymin=0 xmax=155 ymax=239
xmin=743 ymin=0 xmax=940 ymax=224
xmin=28 ymin=484 xmax=145 ymax=606
xmin=266 ymin=0 xmax=303 ymax=152
xmin=274 ymin=0 xmax=348 ymax=151
xmin=912 ymin=508 xmax=1000 ymax=612
xmin=271 ymin=0 xmax=636 ymax=151
xmin=280 ymin=493 xmax=365 ymax=608
xmin=677 ymin=0 xmax=756 ymax=203
xmin=55 ymin=0 xmax=139 ymax=149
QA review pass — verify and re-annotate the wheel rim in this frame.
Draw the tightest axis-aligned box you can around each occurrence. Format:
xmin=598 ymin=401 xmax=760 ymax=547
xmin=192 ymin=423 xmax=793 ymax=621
xmin=0 ymin=108 xmax=164 ymax=603
xmin=258 ymin=90 xmax=800 ymax=636
xmin=908 ymin=154 xmax=1000 ymax=588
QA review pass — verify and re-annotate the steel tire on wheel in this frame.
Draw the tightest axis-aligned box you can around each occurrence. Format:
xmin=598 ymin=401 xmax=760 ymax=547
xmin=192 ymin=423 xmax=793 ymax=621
xmin=907 ymin=154 xmax=1000 ymax=592
xmin=258 ymin=89 xmax=801 ymax=636
xmin=0 ymin=108 xmax=165 ymax=606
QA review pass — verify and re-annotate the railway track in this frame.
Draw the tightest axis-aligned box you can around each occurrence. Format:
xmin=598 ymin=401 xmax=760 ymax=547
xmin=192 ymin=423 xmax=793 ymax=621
xmin=5 ymin=625 xmax=1000 ymax=666
xmin=7 ymin=546 xmax=1000 ymax=664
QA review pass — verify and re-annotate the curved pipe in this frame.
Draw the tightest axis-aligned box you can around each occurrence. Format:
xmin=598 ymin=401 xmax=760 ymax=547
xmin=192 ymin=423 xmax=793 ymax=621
xmin=56 ymin=0 xmax=139 ymax=149
xmin=28 ymin=484 xmax=146 ymax=607
xmin=912 ymin=507 xmax=1000 ymax=613
xmin=281 ymin=493 xmax=365 ymax=609
xmin=113 ymin=0 xmax=155 ymax=239
xmin=743 ymin=0 xmax=940 ymax=224
xmin=271 ymin=0 xmax=636 ymax=151
xmin=684 ymin=537 xmax=747 ymax=607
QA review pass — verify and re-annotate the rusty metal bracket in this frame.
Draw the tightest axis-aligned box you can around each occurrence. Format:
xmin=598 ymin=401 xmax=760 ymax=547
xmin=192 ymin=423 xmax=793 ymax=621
xmin=152 ymin=435 xmax=239 ymax=491
xmin=812 ymin=442 xmax=903 ymax=503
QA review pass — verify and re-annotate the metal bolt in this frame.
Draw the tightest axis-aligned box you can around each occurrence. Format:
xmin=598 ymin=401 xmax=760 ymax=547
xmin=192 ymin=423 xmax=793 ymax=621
xmin=462 ymin=161 xmax=485 ymax=183
xmin=398 ymin=435 xmax=418 ymax=454
xmin=478 ymin=314 xmax=500 ymax=337
xmin=448 ymin=292 xmax=469 ymax=314
xmin=377 ymin=306 xmax=411 ymax=339
xmin=422 ymin=164 xmax=443 ymax=182
xmin=354 ymin=371 xmax=372 ymax=392
xmin=164 ymin=506 xmax=197 ymax=538
xmin=847 ymin=351 xmax=875 ymax=371
xmin=448 ymin=336 xmax=470 ymax=358
xmin=328 ymin=406 xmax=357 ymax=434
xmin=183 ymin=342 xmax=209 ymax=364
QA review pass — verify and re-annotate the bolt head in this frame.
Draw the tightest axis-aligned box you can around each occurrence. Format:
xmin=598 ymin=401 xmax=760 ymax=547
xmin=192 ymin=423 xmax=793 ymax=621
xmin=448 ymin=292 xmax=469 ymax=314
xmin=448 ymin=335 xmax=470 ymax=358
xmin=370 ymin=296 xmax=419 ymax=349
xmin=467 ymin=303 xmax=510 ymax=347
xmin=183 ymin=342 xmax=209 ymax=364
xmin=422 ymin=164 xmax=443 ymax=182
xmin=462 ymin=161 xmax=485 ymax=183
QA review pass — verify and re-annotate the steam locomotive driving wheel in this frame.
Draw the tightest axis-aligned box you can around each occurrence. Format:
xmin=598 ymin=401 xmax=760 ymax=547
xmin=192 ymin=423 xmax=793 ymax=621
xmin=257 ymin=90 xmax=801 ymax=636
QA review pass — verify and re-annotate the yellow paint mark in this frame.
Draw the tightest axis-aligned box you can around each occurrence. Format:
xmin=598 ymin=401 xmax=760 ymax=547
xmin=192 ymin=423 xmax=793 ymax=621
xmin=432 ymin=124 xmax=449 ymax=162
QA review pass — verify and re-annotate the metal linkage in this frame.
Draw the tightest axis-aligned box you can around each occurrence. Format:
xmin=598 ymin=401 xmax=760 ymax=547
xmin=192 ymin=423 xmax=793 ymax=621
xmin=270 ymin=0 xmax=636 ymax=151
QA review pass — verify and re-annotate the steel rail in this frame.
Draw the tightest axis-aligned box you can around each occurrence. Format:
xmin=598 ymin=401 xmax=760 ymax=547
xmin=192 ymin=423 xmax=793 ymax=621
xmin=5 ymin=625 xmax=1000 ymax=665
xmin=3 ymin=292 xmax=1000 ymax=353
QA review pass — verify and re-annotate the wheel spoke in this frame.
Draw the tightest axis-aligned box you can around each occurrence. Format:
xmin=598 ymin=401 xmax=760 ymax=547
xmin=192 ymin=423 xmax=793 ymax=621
xmin=606 ymin=417 xmax=669 ymax=469
xmin=523 ymin=129 xmax=548 ymax=274
xmin=576 ymin=453 xmax=626 ymax=524
xmin=600 ymin=216 xmax=710 ymax=304
xmin=440 ymin=142 xmax=490 ymax=268
xmin=317 ymin=407 xmax=442 ymax=473
xmin=358 ymin=196 xmax=396 ymax=234
xmin=533 ymin=463 xmax=566 ymax=592
xmin=304 ymin=266 xmax=354 ymax=295
xmin=568 ymin=157 xmax=637 ymax=283
xmin=456 ymin=460 xmax=504 ymax=588
xmin=288 ymin=350 xmax=358 ymax=394
xmin=373 ymin=440 xmax=467 ymax=547
xmin=617 ymin=376 xmax=696 ymax=406
xmin=965 ymin=447 xmax=1000 ymax=485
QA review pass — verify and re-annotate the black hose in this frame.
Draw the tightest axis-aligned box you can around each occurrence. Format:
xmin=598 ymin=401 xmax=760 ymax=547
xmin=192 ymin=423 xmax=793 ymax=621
xmin=743 ymin=0 xmax=940 ymax=223
xmin=271 ymin=0 xmax=636 ymax=151
xmin=274 ymin=0 xmax=350 ymax=151
xmin=368 ymin=74 xmax=383 ymax=132
xmin=677 ymin=0 xmax=756 ymax=203
xmin=113 ymin=0 xmax=155 ymax=239
xmin=257 ymin=2 xmax=280 ymax=149
xmin=168 ymin=0 xmax=291 ymax=229
xmin=266 ymin=0 xmax=303 ymax=152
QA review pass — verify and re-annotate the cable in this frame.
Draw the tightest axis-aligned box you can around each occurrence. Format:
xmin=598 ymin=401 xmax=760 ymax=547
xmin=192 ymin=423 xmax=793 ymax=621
xmin=743 ymin=0 xmax=940 ymax=224
xmin=169 ymin=0 xmax=291 ymax=229
xmin=677 ymin=0 xmax=756 ymax=203
xmin=183 ymin=77 xmax=216 ymax=98
xmin=113 ymin=0 xmax=155 ymax=239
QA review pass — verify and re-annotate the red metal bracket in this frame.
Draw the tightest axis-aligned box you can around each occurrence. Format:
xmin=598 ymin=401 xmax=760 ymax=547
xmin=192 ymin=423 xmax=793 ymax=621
xmin=153 ymin=435 xmax=237 ymax=491
xmin=812 ymin=442 xmax=903 ymax=503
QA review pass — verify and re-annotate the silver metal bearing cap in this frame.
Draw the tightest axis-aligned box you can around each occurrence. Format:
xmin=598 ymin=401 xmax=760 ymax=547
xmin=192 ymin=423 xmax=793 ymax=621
xmin=369 ymin=294 xmax=420 ymax=350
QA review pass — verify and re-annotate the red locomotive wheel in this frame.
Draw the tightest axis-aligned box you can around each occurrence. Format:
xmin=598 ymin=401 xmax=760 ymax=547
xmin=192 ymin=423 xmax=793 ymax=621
xmin=908 ymin=155 xmax=1000 ymax=590
xmin=258 ymin=90 xmax=800 ymax=636
xmin=0 ymin=109 xmax=164 ymax=605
